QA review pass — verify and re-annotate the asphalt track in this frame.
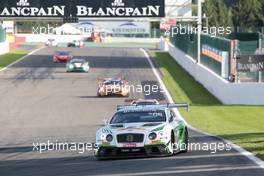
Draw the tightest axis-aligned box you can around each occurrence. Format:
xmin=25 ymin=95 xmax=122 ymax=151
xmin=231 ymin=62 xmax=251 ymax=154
xmin=0 ymin=46 xmax=263 ymax=176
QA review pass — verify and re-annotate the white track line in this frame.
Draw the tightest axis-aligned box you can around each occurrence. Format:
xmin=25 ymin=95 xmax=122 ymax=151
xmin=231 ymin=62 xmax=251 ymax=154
xmin=140 ymin=48 xmax=264 ymax=169
xmin=0 ymin=46 xmax=45 ymax=72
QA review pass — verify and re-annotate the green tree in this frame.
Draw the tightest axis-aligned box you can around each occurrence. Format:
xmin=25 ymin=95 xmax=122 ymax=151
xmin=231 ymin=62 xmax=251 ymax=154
xmin=233 ymin=0 xmax=264 ymax=31
xmin=203 ymin=0 xmax=233 ymax=28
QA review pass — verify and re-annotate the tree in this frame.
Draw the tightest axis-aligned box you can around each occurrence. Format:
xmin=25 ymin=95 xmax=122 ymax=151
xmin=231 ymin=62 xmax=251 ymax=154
xmin=232 ymin=0 xmax=264 ymax=31
xmin=203 ymin=0 xmax=233 ymax=28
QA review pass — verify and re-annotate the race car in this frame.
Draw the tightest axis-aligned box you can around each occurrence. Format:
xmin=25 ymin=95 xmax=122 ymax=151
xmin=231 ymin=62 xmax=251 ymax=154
xmin=131 ymin=99 xmax=159 ymax=105
xmin=53 ymin=51 xmax=72 ymax=63
xmin=67 ymin=40 xmax=84 ymax=47
xmin=66 ymin=58 xmax=89 ymax=72
xmin=95 ymin=103 xmax=189 ymax=159
xmin=45 ymin=39 xmax=58 ymax=47
xmin=97 ymin=78 xmax=129 ymax=97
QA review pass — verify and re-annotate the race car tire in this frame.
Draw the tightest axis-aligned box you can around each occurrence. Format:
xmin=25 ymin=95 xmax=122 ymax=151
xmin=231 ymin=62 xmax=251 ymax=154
xmin=181 ymin=128 xmax=189 ymax=153
xmin=167 ymin=131 xmax=178 ymax=155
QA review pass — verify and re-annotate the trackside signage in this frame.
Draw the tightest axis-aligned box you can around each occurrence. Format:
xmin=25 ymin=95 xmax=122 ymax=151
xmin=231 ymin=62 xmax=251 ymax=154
xmin=0 ymin=0 xmax=165 ymax=18
xmin=237 ymin=55 xmax=264 ymax=72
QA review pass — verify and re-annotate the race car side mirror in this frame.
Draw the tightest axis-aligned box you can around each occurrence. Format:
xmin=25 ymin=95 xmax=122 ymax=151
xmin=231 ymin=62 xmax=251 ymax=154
xmin=103 ymin=119 xmax=108 ymax=125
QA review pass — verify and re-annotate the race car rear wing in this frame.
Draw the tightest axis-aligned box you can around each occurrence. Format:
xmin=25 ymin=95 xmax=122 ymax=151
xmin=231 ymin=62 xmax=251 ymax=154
xmin=117 ymin=103 xmax=190 ymax=112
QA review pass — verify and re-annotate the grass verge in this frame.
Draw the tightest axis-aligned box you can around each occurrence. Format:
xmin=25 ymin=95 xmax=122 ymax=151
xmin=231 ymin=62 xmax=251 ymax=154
xmin=0 ymin=50 xmax=29 ymax=69
xmin=152 ymin=52 xmax=264 ymax=160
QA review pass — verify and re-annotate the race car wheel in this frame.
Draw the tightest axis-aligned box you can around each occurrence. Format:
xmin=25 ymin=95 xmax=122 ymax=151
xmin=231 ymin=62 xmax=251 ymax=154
xmin=181 ymin=128 xmax=189 ymax=153
xmin=167 ymin=131 xmax=178 ymax=155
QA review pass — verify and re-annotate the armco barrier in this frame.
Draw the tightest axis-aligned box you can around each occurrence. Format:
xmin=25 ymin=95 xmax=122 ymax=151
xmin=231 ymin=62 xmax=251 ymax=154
xmin=160 ymin=38 xmax=264 ymax=105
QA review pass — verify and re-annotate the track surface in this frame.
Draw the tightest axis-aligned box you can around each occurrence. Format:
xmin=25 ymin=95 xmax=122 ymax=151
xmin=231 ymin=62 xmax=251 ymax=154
xmin=0 ymin=47 xmax=263 ymax=176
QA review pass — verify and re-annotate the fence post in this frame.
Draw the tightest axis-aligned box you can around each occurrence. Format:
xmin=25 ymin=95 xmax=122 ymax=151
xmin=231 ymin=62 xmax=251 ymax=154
xmin=197 ymin=0 xmax=202 ymax=63
xmin=258 ymin=32 xmax=262 ymax=83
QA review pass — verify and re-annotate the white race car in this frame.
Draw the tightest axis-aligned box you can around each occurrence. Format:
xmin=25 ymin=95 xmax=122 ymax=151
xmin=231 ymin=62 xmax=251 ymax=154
xmin=95 ymin=103 xmax=189 ymax=159
xmin=66 ymin=58 xmax=90 ymax=72
xmin=45 ymin=39 xmax=58 ymax=47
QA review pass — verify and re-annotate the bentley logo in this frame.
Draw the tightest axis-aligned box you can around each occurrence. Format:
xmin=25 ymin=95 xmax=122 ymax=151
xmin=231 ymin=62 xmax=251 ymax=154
xmin=112 ymin=0 xmax=125 ymax=7
xmin=17 ymin=0 xmax=29 ymax=6
xmin=126 ymin=135 xmax=134 ymax=142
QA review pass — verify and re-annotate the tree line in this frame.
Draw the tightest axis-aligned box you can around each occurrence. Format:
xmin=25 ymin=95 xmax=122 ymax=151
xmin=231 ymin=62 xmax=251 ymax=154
xmin=203 ymin=0 xmax=264 ymax=32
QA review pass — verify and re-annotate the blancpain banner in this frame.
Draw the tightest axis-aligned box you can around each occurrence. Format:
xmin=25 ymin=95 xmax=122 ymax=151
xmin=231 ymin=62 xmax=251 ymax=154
xmin=0 ymin=0 xmax=165 ymax=18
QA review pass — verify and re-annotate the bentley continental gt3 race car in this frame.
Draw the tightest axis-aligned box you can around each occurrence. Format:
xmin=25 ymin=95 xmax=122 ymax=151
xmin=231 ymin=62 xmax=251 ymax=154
xmin=66 ymin=58 xmax=90 ymax=72
xmin=95 ymin=103 xmax=189 ymax=159
xmin=97 ymin=78 xmax=129 ymax=97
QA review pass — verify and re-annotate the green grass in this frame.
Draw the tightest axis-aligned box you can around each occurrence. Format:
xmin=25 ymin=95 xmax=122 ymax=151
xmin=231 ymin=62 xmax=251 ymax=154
xmin=152 ymin=52 xmax=264 ymax=160
xmin=0 ymin=50 xmax=29 ymax=69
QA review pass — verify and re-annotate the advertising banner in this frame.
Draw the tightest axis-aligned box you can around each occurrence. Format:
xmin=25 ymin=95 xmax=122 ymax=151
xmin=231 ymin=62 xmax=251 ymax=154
xmin=237 ymin=55 xmax=264 ymax=72
xmin=76 ymin=21 xmax=150 ymax=34
xmin=0 ymin=0 xmax=165 ymax=18
xmin=2 ymin=21 xmax=14 ymax=33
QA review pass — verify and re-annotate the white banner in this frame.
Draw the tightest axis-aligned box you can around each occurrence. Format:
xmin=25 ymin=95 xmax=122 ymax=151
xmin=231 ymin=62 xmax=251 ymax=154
xmin=76 ymin=21 xmax=150 ymax=34
xmin=2 ymin=21 xmax=14 ymax=33
xmin=166 ymin=0 xmax=192 ymax=17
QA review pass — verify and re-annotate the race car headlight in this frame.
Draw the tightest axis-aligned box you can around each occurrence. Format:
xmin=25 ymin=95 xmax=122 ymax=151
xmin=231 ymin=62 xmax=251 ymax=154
xmin=148 ymin=132 xmax=157 ymax=140
xmin=106 ymin=134 xmax=113 ymax=142
xmin=69 ymin=64 xmax=74 ymax=69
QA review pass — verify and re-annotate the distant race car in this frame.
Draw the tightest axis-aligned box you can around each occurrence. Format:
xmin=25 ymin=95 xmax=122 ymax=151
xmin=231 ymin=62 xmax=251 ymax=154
xmin=131 ymin=99 xmax=159 ymax=105
xmin=53 ymin=51 xmax=72 ymax=63
xmin=97 ymin=78 xmax=129 ymax=97
xmin=95 ymin=103 xmax=189 ymax=159
xmin=67 ymin=40 xmax=84 ymax=47
xmin=66 ymin=58 xmax=89 ymax=72
xmin=45 ymin=39 xmax=58 ymax=47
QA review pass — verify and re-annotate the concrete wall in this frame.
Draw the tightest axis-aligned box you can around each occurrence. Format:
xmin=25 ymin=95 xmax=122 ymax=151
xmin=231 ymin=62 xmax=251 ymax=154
xmin=160 ymin=38 xmax=264 ymax=105
xmin=0 ymin=41 xmax=10 ymax=55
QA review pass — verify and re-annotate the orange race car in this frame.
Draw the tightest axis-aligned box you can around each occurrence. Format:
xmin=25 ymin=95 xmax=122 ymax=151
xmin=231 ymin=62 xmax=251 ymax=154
xmin=97 ymin=78 xmax=129 ymax=97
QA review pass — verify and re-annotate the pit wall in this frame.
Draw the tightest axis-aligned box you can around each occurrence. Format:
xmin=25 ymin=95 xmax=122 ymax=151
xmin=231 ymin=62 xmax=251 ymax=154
xmin=15 ymin=34 xmax=159 ymax=43
xmin=160 ymin=38 xmax=264 ymax=105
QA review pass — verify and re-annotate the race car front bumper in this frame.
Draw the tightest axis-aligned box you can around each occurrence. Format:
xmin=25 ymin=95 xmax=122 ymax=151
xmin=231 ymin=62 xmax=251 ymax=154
xmin=67 ymin=67 xmax=89 ymax=72
xmin=95 ymin=144 xmax=170 ymax=159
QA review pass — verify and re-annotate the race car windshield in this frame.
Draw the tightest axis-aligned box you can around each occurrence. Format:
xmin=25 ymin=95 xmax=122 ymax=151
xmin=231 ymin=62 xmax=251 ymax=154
xmin=134 ymin=101 xmax=157 ymax=105
xmin=70 ymin=59 xmax=85 ymax=63
xmin=57 ymin=52 xmax=69 ymax=56
xmin=104 ymin=80 xmax=122 ymax=85
xmin=110 ymin=110 xmax=166 ymax=124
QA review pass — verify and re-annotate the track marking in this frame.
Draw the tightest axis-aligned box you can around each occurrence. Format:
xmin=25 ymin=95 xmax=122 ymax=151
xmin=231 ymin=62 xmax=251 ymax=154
xmin=140 ymin=48 xmax=264 ymax=169
xmin=96 ymin=165 xmax=261 ymax=176
xmin=0 ymin=46 xmax=45 ymax=72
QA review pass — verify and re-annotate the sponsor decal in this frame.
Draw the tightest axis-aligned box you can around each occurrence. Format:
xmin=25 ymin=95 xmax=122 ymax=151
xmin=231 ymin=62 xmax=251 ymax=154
xmin=151 ymin=140 xmax=162 ymax=144
xmin=160 ymin=20 xmax=176 ymax=30
xmin=202 ymin=44 xmax=225 ymax=63
xmin=123 ymin=143 xmax=137 ymax=148
xmin=0 ymin=0 xmax=164 ymax=18
xmin=237 ymin=55 xmax=264 ymax=72
xmin=102 ymin=128 xmax=112 ymax=134
xmin=152 ymin=125 xmax=165 ymax=132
